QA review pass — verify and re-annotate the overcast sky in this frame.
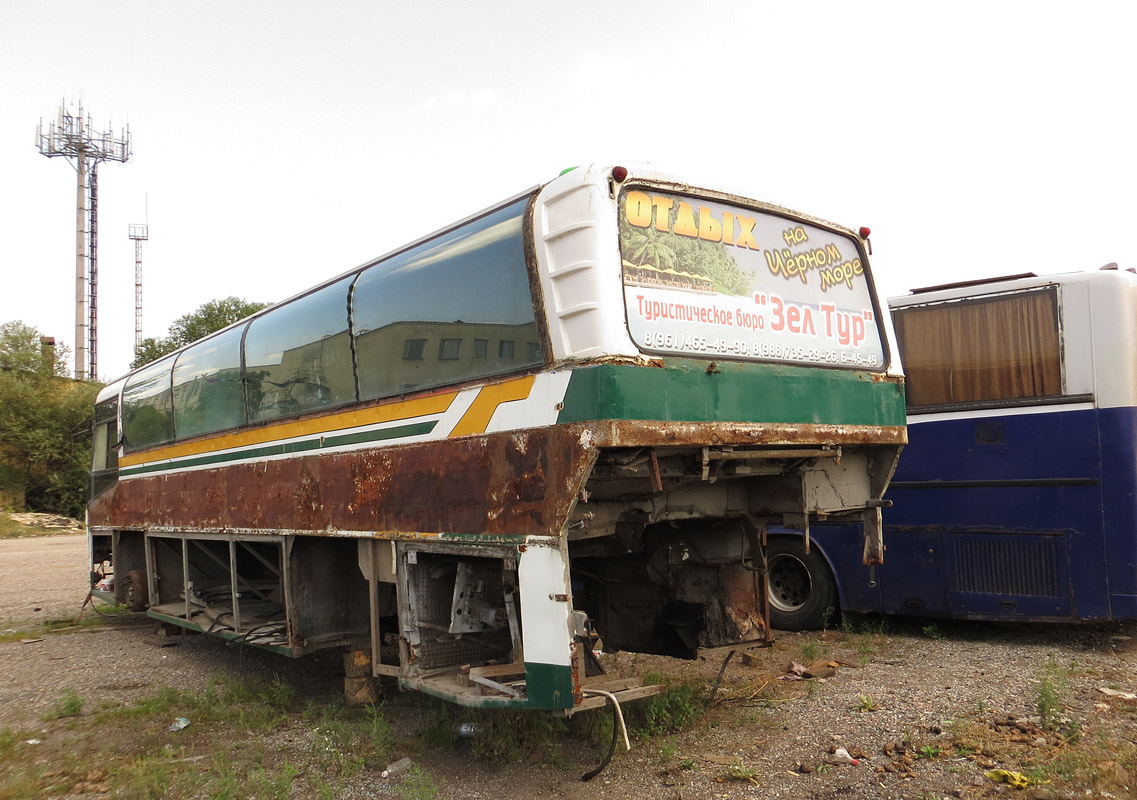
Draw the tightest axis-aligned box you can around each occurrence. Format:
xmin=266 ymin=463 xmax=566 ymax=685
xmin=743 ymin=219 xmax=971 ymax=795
xmin=2 ymin=1 xmax=1133 ymax=381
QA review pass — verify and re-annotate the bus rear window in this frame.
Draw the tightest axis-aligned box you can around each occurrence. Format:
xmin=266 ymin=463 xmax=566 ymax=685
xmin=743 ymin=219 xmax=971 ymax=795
xmin=619 ymin=189 xmax=884 ymax=369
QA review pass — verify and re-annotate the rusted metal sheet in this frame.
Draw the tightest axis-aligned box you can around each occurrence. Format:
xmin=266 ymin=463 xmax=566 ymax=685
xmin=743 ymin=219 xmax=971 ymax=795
xmin=720 ymin=563 xmax=765 ymax=642
xmin=584 ymin=420 xmax=907 ymax=449
xmin=90 ymin=428 xmax=598 ymax=537
xmin=90 ymin=419 xmax=902 ymax=538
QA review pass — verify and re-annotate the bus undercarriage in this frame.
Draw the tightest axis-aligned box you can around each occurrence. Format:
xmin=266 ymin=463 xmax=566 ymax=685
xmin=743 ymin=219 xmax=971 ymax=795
xmin=90 ymin=422 xmax=901 ymax=711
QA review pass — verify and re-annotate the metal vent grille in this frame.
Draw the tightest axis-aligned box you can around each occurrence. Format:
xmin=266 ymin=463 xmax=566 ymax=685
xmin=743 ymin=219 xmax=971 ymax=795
xmin=952 ymin=536 xmax=1064 ymax=597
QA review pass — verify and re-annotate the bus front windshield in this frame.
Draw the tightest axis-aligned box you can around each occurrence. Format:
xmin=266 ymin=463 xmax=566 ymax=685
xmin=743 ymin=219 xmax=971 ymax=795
xmin=619 ymin=189 xmax=885 ymax=369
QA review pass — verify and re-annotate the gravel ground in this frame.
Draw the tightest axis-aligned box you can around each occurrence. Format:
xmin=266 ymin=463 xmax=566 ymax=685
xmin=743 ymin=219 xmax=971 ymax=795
xmin=3 ymin=533 xmax=1137 ymax=799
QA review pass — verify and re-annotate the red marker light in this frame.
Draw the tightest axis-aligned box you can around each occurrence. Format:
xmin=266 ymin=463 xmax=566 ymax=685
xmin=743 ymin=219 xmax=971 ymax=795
xmin=859 ymin=226 xmax=871 ymax=239
xmin=612 ymin=166 xmax=628 ymax=182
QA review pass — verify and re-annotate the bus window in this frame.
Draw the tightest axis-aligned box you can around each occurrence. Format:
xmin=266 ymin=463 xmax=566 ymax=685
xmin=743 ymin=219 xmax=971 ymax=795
xmin=352 ymin=196 xmax=540 ymax=400
xmin=90 ymin=397 xmax=119 ymax=498
xmin=122 ymin=356 xmax=175 ymax=451
xmin=244 ymin=276 xmax=357 ymax=423
xmin=894 ymin=288 xmax=1061 ymax=407
xmin=172 ymin=325 xmax=247 ymax=439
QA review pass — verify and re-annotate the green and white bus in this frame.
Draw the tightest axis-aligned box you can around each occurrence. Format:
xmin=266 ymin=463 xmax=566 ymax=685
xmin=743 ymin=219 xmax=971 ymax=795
xmin=88 ymin=163 xmax=905 ymax=713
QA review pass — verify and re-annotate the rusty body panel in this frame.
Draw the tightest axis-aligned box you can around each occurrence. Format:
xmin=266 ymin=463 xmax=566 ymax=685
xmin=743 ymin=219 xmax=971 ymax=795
xmin=90 ymin=427 xmax=597 ymax=538
xmin=88 ymin=421 xmax=903 ymax=538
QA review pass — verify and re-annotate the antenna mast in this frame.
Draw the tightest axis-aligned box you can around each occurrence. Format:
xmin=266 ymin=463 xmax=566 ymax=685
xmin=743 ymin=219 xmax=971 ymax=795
xmin=129 ymin=221 xmax=149 ymax=350
xmin=37 ymin=101 xmax=131 ymax=381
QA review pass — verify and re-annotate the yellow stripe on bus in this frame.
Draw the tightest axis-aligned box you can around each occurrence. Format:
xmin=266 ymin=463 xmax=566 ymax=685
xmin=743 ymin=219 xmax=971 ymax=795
xmin=448 ymin=376 xmax=536 ymax=438
xmin=119 ymin=391 xmax=459 ymax=468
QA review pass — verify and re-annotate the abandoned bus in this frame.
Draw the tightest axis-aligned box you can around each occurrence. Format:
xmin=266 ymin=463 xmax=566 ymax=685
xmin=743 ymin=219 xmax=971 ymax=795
xmin=767 ymin=268 xmax=1137 ymax=629
xmin=88 ymin=163 xmax=905 ymax=712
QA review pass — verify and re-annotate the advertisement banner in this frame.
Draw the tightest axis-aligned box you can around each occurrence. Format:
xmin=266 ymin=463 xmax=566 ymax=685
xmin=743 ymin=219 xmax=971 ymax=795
xmin=620 ymin=189 xmax=885 ymax=369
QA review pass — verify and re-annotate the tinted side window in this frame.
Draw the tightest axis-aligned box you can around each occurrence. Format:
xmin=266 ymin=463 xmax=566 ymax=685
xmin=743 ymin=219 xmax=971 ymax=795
xmin=172 ymin=325 xmax=247 ymax=439
xmin=122 ymin=357 xmax=176 ymax=451
xmin=244 ymin=277 xmax=357 ymax=423
xmin=894 ymin=288 xmax=1061 ymax=408
xmin=352 ymin=196 xmax=540 ymax=400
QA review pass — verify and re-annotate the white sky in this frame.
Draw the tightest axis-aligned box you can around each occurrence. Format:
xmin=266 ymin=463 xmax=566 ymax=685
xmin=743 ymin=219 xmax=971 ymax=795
xmin=2 ymin=1 xmax=1134 ymax=381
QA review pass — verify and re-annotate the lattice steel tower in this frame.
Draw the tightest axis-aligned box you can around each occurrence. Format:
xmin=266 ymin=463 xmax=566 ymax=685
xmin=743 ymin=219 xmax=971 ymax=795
xmin=128 ymin=222 xmax=148 ymax=350
xmin=37 ymin=102 xmax=131 ymax=381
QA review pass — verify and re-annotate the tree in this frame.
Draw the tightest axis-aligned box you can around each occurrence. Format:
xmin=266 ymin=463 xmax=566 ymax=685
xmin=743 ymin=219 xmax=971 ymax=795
xmin=131 ymin=297 xmax=269 ymax=368
xmin=0 ymin=320 xmax=69 ymax=377
xmin=0 ymin=321 xmax=100 ymax=518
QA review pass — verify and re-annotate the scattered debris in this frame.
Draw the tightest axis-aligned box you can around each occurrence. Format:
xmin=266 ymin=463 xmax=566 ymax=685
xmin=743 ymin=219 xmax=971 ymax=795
xmin=20 ymin=638 xmax=43 ymax=644
xmin=826 ymin=747 xmax=860 ymax=766
xmin=5 ymin=513 xmax=84 ymax=534
xmin=778 ymin=659 xmax=843 ymax=681
xmin=70 ymin=769 xmax=110 ymax=795
xmin=1097 ymin=686 xmax=1137 ymax=701
xmin=658 ymin=766 xmax=688 ymax=787
xmin=23 ymin=739 xmax=41 ymax=745
xmin=985 ymin=768 xmax=1049 ymax=789
xmin=167 ymin=717 xmax=190 ymax=732
xmin=381 ymin=757 xmax=414 ymax=779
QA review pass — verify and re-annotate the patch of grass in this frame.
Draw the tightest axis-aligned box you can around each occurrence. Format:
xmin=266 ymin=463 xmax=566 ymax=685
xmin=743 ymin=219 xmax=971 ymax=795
xmin=259 ymin=759 xmax=300 ymax=799
xmin=1036 ymin=655 xmax=1070 ymax=732
xmin=0 ymin=513 xmax=37 ymax=539
xmin=363 ymin=702 xmax=395 ymax=765
xmin=470 ymin=710 xmax=566 ymax=763
xmin=396 ymin=764 xmax=441 ymax=800
xmin=725 ymin=760 xmax=759 ymax=784
xmin=921 ymin=623 xmax=945 ymax=641
xmin=799 ymin=640 xmax=821 ymax=662
xmin=43 ymin=690 xmax=85 ymax=720
xmin=307 ymin=718 xmax=366 ymax=778
xmin=114 ymin=753 xmax=178 ymax=800
xmin=915 ymin=744 xmax=943 ymax=759
xmin=0 ymin=628 xmax=39 ymax=644
xmin=629 ymin=681 xmax=703 ymax=739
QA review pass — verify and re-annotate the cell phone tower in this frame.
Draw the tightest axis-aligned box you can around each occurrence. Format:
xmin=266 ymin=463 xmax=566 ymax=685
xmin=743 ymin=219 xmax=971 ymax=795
xmin=37 ymin=101 xmax=131 ymax=381
xmin=129 ymin=220 xmax=149 ymax=350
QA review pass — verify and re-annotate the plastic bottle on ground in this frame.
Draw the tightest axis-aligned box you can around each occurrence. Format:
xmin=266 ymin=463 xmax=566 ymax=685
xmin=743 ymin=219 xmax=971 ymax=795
xmin=381 ymin=757 xmax=413 ymax=779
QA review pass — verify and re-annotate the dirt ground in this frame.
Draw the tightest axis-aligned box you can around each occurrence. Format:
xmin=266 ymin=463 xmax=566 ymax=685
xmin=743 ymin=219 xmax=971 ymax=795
xmin=3 ymin=533 xmax=1137 ymax=799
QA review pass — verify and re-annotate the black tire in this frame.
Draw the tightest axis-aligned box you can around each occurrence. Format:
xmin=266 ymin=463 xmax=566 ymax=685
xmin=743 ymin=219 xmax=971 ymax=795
xmin=125 ymin=569 xmax=149 ymax=612
xmin=766 ymin=537 xmax=836 ymax=631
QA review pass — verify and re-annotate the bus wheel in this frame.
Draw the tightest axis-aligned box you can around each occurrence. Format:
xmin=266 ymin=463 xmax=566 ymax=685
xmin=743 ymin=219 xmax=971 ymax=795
xmin=767 ymin=538 xmax=835 ymax=631
xmin=125 ymin=570 xmax=149 ymax=612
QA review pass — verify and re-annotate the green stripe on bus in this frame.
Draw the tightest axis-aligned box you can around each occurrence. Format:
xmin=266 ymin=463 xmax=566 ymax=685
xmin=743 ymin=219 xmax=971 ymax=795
xmin=556 ymin=361 xmax=905 ymax=426
xmin=523 ymin=661 xmax=575 ymax=709
xmin=120 ymin=421 xmax=438 ymax=477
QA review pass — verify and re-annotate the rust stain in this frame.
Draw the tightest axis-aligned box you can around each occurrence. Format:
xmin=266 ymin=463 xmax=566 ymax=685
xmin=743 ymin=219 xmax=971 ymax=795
xmin=91 ymin=428 xmax=598 ymax=538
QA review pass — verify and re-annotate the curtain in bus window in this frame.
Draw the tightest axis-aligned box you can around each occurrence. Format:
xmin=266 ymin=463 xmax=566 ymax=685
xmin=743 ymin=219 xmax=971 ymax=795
xmin=172 ymin=325 xmax=247 ymax=439
xmin=122 ymin=356 xmax=176 ymax=450
xmin=895 ymin=290 xmax=1061 ymax=407
xmin=351 ymin=196 xmax=539 ymax=401
xmin=243 ymin=276 xmax=357 ymax=423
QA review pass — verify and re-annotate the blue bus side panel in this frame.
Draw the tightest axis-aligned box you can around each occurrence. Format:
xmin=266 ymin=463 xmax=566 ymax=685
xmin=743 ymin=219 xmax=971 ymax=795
xmin=805 ymin=525 xmax=883 ymax=613
xmin=1098 ymin=407 xmax=1137 ymax=616
xmin=813 ymin=407 xmax=1137 ymax=621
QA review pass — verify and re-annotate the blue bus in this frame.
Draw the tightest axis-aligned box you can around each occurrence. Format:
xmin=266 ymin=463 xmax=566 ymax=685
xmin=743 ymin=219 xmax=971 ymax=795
xmin=767 ymin=268 xmax=1137 ymax=629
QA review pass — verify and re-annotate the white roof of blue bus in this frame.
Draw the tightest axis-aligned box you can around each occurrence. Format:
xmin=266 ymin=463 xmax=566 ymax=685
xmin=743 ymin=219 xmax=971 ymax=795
xmin=888 ymin=266 xmax=1137 ymax=307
